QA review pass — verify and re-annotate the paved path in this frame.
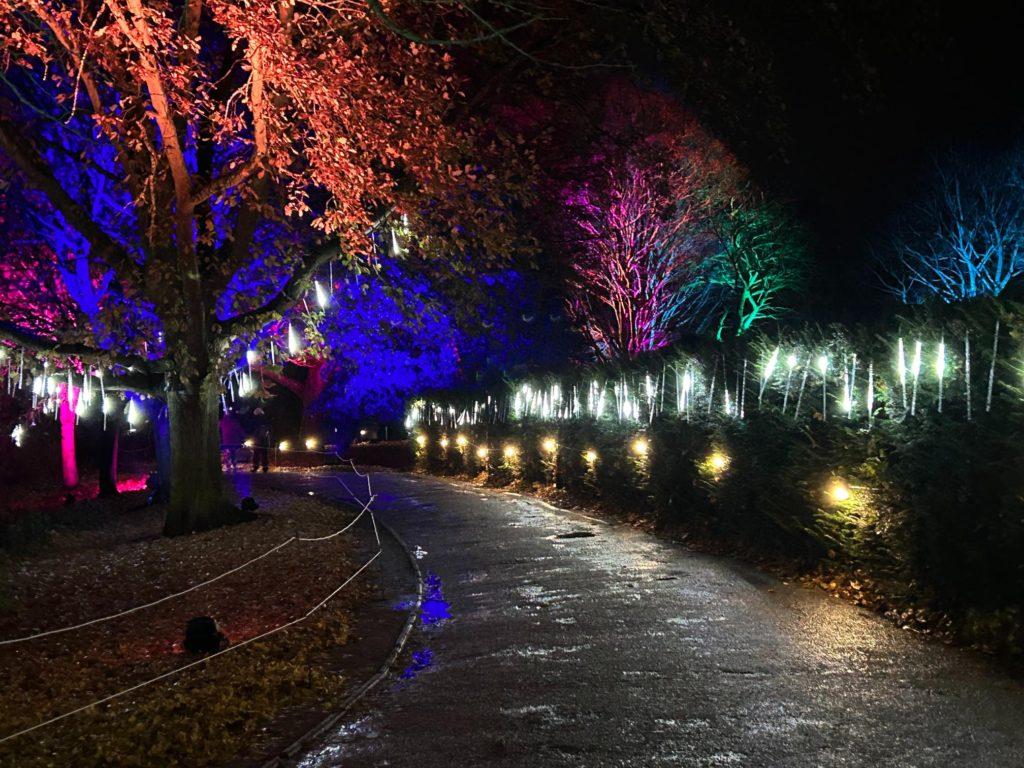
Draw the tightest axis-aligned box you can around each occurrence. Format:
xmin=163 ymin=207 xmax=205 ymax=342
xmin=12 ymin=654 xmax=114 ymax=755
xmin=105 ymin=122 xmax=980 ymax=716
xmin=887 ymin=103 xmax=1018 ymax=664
xmin=265 ymin=470 xmax=1024 ymax=767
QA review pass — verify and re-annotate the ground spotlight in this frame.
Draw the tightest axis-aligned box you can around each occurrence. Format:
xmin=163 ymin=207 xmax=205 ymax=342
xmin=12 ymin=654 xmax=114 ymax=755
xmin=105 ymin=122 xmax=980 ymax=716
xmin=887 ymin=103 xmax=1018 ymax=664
xmin=584 ymin=449 xmax=598 ymax=464
xmin=476 ymin=446 xmax=489 ymax=460
xmin=828 ymin=479 xmax=851 ymax=502
xmin=415 ymin=434 xmax=427 ymax=448
xmin=503 ymin=444 xmax=519 ymax=459
xmin=541 ymin=437 xmax=558 ymax=453
xmin=304 ymin=437 xmax=318 ymax=450
xmin=278 ymin=440 xmax=290 ymax=452
xmin=456 ymin=434 xmax=468 ymax=448
xmin=631 ymin=437 xmax=649 ymax=457
xmin=440 ymin=436 xmax=450 ymax=449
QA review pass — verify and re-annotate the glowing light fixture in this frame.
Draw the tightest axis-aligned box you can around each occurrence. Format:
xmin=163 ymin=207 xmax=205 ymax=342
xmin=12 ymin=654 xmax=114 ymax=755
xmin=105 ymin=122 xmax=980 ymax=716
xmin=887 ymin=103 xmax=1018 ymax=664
xmin=503 ymin=444 xmax=519 ymax=459
xmin=11 ymin=424 xmax=24 ymax=447
xmin=244 ymin=438 xmax=255 ymax=448
xmin=439 ymin=436 xmax=450 ymax=449
xmin=584 ymin=449 xmax=598 ymax=464
xmin=305 ymin=437 xmax=318 ymax=451
xmin=817 ymin=355 xmax=828 ymax=375
xmin=415 ymin=434 xmax=427 ymax=448
xmin=708 ymin=452 xmax=729 ymax=471
xmin=314 ymin=279 xmax=330 ymax=309
xmin=126 ymin=399 xmax=142 ymax=428
xmin=828 ymin=480 xmax=851 ymax=503
xmin=476 ymin=446 xmax=489 ymax=460
xmin=456 ymin=434 xmax=468 ymax=448
xmin=787 ymin=354 xmax=798 ymax=369
xmin=541 ymin=437 xmax=558 ymax=453
xmin=278 ymin=440 xmax=290 ymax=452
xmin=631 ymin=437 xmax=649 ymax=457
xmin=287 ymin=323 xmax=302 ymax=356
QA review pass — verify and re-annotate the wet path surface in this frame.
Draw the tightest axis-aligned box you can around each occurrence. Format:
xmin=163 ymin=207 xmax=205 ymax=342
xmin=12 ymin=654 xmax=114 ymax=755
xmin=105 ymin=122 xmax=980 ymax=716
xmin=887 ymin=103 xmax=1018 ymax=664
xmin=262 ymin=470 xmax=1024 ymax=767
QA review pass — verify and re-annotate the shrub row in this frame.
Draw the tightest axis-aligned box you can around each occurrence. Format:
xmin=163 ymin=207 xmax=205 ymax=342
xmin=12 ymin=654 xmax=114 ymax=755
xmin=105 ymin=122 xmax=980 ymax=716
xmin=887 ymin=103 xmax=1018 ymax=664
xmin=413 ymin=413 xmax=1024 ymax=652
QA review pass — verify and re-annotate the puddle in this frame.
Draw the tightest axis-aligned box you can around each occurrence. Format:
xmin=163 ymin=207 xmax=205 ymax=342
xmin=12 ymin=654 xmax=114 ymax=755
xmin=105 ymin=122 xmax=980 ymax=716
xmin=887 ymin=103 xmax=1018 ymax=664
xmin=554 ymin=531 xmax=596 ymax=539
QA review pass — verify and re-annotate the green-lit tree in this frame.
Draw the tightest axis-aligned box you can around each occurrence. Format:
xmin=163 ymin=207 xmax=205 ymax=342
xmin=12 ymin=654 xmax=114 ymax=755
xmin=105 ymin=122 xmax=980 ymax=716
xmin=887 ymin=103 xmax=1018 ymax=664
xmin=709 ymin=196 xmax=809 ymax=339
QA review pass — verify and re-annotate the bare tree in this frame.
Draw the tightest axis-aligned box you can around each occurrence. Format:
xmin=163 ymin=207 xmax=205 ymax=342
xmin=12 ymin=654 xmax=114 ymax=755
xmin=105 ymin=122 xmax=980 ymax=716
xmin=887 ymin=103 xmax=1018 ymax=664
xmin=563 ymin=164 xmax=719 ymax=359
xmin=709 ymin=196 xmax=808 ymax=339
xmin=877 ymin=151 xmax=1024 ymax=303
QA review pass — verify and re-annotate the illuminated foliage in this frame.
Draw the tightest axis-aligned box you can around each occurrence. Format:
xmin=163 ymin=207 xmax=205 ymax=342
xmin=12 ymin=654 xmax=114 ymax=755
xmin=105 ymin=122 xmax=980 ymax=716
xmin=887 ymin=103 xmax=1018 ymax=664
xmin=0 ymin=0 xmax=532 ymax=533
xmin=877 ymin=148 xmax=1024 ymax=303
xmin=709 ymin=195 xmax=809 ymax=338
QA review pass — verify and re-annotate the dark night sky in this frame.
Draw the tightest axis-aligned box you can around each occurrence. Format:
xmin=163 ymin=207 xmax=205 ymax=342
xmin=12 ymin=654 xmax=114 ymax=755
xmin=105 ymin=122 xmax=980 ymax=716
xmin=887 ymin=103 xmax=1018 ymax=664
xmin=620 ymin=0 xmax=1024 ymax=320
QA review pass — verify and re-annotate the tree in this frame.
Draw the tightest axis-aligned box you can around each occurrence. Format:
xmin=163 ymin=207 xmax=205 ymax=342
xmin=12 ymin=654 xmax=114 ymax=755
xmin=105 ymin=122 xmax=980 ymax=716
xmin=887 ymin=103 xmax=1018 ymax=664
xmin=0 ymin=0 xmax=528 ymax=534
xmin=876 ymin=150 xmax=1024 ymax=304
xmin=550 ymin=78 xmax=739 ymax=360
xmin=562 ymin=164 xmax=718 ymax=359
xmin=708 ymin=195 xmax=808 ymax=339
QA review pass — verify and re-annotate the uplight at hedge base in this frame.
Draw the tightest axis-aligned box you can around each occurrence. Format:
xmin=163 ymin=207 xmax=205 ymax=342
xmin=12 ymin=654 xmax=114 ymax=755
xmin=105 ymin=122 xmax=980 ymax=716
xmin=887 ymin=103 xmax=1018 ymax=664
xmin=583 ymin=449 xmax=598 ymax=464
xmin=439 ymin=436 xmax=450 ymax=449
xmin=278 ymin=440 xmax=290 ymax=452
xmin=708 ymin=452 xmax=729 ymax=471
xmin=476 ymin=446 xmax=489 ymax=460
xmin=415 ymin=434 xmax=427 ymax=448
xmin=541 ymin=437 xmax=558 ymax=454
xmin=631 ymin=437 xmax=649 ymax=457
xmin=828 ymin=480 xmax=851 ymax=502
xmin=304 ymin=437 xmax=318 ymax=451
xmin=455 ymin=434 xmax=468 ymax=448
xmin=503 ymin=444 xmax=519 ymax=460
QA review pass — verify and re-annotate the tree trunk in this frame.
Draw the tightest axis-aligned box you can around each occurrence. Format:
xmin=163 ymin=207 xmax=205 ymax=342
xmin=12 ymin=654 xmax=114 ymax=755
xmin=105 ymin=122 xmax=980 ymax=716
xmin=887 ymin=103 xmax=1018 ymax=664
xmin=163 ymin=379 xmax=229 ymax=536
xmin=58 ymin=384 xmax=79 ymax=488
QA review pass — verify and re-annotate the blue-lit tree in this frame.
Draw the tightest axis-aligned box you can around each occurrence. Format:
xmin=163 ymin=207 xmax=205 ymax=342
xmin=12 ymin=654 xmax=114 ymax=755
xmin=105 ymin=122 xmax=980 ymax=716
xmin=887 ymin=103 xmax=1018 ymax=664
xmin=877 ymin=149 xmax=1024 ymax=304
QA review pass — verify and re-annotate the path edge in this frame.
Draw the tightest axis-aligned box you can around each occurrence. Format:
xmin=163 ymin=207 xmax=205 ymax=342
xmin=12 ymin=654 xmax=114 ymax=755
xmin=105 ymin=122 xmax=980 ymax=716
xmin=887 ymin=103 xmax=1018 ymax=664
xmin=260 ymin=517 xmax=424 ymax=768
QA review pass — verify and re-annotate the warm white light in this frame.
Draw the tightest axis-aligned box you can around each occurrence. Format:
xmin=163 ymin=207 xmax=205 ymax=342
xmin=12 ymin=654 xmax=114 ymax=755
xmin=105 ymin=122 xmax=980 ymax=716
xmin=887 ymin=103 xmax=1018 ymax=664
xmin=541 ymin=437 xmax=558 ymax=453
xmin=278 ymin=440 xmax=290 ymax=452
xmin=439 ymin=436 xmax=450 ymax=449
xmin=456 ymin=434 xmax=468 ymax=448
xmin=631 ymin=437 xmax=649 ymax=457
xmin=476 ymin=446 xmax=489 ymax=460
xmin=359 ymin=429 xmax=367 ymax=436
xmin=503 ymin=444 xmax=519 ymax=459
xmin=708 ymin=452 xmax=729 ymax=471
xmin=415 ymin=434 xmax=427 ymax=448
xmin=583 ymin=449 xmax=598 ymax=464
xmin=102 ymin=396 xmax=114 ymax=415
xmin=829 ymin=480 xmax=851 ymax=502
xmin=11 ymin=424 xmax=24 ymax=448
xmin=244 ymin=438 xmax=255 ymax=448
xmin=304 ymin=437 xmax=318 ymax=451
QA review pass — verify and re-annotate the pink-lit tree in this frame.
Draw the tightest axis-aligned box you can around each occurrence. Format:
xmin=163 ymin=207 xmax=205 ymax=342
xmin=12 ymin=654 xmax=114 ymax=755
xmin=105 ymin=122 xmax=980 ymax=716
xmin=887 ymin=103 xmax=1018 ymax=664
xmin=563 ymin=165 xmax=718 ymax=359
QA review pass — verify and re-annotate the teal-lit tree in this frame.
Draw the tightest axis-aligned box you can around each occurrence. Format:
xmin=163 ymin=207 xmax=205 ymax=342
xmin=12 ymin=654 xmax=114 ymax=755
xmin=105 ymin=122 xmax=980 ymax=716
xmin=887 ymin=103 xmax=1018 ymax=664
xmin=709 ymin=195 xmax=809 ymax=339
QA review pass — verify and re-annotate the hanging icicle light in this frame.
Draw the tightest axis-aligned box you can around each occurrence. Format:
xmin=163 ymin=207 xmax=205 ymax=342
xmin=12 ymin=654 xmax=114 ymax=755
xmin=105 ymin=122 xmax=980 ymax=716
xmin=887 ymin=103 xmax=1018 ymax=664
xmin=314 ymin=279 xmax=330 ymax=310
xmin=287 ymin=323 xmax=302 ymax=356
xmin=126 ymin=398 xmax=143 ymax=429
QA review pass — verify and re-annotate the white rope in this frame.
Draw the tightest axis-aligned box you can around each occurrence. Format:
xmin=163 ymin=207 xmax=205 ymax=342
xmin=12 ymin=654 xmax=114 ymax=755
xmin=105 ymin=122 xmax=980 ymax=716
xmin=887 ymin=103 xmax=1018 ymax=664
xmin=1 ymin=464 xmax=375 ymax=647
xmin=296 ymin=495 xmax=375 ymax=542
xmin=0 ymin=546 xmax=382 ymax=746
xmin=0 ymin=537 xmax=297 ymax=647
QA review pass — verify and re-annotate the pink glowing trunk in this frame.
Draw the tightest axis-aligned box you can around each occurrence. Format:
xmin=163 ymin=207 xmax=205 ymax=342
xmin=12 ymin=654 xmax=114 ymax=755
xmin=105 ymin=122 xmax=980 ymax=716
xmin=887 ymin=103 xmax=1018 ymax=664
xmin=58 ymin=384 xmax=79 ymax=488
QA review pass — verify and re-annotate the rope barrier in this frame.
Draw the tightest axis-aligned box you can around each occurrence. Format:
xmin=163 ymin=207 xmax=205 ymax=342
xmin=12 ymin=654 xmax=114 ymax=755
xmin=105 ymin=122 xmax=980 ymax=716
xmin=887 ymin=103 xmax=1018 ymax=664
xmin=0 ymin=460 xmax=376 ymax=647
xmin=0 ymin=461 xmax=383 ymax=745
xmin=0 ymin=548 xmax=382 ymax=746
